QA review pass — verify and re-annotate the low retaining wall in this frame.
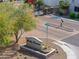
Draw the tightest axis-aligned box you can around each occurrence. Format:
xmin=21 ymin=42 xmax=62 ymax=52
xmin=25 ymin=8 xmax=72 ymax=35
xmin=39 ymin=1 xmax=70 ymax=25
xmin=20 ymin=44 xmax=56 ymax=59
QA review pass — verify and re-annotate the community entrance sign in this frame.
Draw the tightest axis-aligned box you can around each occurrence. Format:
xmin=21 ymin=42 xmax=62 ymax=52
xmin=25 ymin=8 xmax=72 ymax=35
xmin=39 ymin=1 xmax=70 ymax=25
xmin=26 ymin=36 xmax=43 ymax=50
xmin=20 ymin=36 xmax=56 ymax=58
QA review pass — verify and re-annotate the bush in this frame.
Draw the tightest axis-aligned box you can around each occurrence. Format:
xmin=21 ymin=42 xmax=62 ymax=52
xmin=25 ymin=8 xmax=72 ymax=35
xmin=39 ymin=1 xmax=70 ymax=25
xmin=69 ymin=12 xmax=76 ymax=19
xmin=0 ymin=36 xmax=11 ymax=47
xmin=76 ymin=13 xmax=79 ymax=18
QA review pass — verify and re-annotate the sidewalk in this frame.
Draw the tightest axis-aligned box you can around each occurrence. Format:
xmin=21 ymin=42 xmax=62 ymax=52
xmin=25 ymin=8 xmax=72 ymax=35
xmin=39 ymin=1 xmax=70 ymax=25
xmin=52 ymin=40 xmax=77 ymax=59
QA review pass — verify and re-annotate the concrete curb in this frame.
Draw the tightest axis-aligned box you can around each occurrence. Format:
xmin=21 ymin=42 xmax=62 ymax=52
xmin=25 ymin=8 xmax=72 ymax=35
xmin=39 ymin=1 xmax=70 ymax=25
xmin=20 ymin=44 xmax=56 ymax=59
xmin=53 ymin=40 xmax=77 ymax=59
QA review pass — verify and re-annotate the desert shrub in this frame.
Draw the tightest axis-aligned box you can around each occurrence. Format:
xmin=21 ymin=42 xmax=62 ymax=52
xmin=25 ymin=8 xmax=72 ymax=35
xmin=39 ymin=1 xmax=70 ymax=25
xmin=76 ymin=13 xmax=79 ymax=18
xmin=0 ymin=36 xmax=11 ymax=47
xmin=69 ymin=12 xmax=76 ymax=19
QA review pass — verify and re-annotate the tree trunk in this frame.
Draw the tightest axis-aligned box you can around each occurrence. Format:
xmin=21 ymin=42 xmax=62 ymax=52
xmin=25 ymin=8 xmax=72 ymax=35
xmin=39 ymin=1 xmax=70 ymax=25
xmin=14 ymin=30 xmax=24 ymax=44
xmin=15 ymin=32 xmax=19 ymax=44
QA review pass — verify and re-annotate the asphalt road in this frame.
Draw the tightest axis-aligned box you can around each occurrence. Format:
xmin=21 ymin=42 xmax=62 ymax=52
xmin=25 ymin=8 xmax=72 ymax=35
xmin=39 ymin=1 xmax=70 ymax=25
xmin=38 ymin=15 xmax=79 ymax=31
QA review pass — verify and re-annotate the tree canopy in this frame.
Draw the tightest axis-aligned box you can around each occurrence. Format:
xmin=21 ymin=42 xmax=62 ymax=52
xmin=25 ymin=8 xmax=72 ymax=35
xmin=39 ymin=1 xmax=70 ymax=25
xmin=0 ymin=2 xmax=36 ymax=46
xmin=0 ymin=2 xmax=15 ymax=46
xmin=11 ymin=4 xmax=36 ymax=43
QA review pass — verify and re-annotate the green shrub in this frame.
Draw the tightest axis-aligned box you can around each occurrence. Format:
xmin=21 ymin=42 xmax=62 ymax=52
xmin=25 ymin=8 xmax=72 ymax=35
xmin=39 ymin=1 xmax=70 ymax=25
xmin=69 ymin=12 xmax=76 ymax=19
xmin=0 ymin=36 xmax=11 ymax=47
xmin=76 ymin=13 xmax=79 ymax=18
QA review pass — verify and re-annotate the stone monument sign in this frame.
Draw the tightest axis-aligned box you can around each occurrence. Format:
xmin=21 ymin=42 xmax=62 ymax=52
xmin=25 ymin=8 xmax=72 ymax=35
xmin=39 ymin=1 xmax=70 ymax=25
xmin=26 ymin=36 xmax=43 ymax=50
xmin=20 ymin=37 xmax=57 ymax=59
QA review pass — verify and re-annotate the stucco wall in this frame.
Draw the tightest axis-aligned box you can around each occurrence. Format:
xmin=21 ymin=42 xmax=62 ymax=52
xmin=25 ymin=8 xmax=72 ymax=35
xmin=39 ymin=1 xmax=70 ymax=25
xmin=43 ymin=0 xmax=79 ymax=12
xmin=43 ymin=0 xmax=79 ymax=6
xmin=70 ymin=0 xmax=79 ymax=12
xmin=43 ymin=0 xmax=59 ymax=7
xmin=75 ymin=0 xmax=79 ymax=6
